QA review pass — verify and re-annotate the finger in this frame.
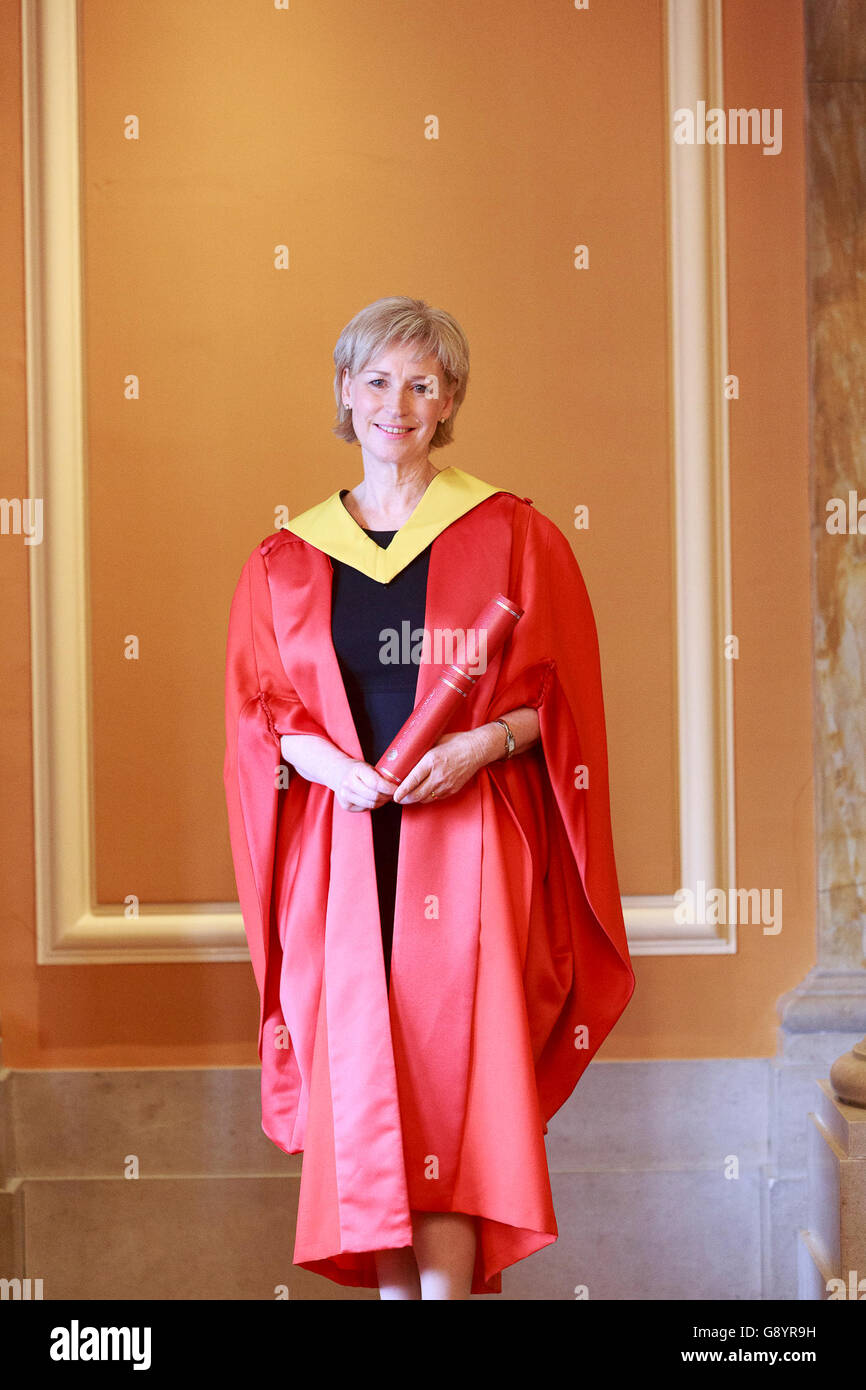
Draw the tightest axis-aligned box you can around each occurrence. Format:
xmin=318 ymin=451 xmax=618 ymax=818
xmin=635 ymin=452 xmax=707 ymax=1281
xmin=346 ymin=781 xmax=381 ymax=810
xmin=392 ymin=758 xmax=433 ymax=804
xmin=356 ymin=766 xmax=397 ymax=797
xmin=393 ymin=776 xmax=422 ymax=804
xmin=395 ymin=772 xmax=435 ymax=805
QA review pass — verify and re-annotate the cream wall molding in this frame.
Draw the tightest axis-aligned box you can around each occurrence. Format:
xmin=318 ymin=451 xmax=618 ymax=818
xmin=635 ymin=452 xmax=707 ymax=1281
xmin=626 ymin=0 xmax=735 ymax=954
xmin=23 ymin=0 xmax=734 ymax=962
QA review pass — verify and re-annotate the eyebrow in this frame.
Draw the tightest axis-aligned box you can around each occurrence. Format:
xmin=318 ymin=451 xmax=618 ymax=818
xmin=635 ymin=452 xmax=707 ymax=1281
xmin=362 ymin=367 xmax=433 ymax=377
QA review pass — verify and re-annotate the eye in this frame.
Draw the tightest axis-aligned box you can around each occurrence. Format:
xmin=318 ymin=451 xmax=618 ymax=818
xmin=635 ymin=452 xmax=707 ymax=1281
xmin=365 ymin=378 xmax=432 ymax=395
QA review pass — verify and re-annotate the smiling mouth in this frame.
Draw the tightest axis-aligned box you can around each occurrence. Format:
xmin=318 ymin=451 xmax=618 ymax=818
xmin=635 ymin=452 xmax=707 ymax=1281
xmin=375 ymin=424 xmax=414 ymax=436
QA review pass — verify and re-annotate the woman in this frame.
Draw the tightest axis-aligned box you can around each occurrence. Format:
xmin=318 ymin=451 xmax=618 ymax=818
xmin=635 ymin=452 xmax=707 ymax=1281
xmin=223 ymin=296 xmax=635 ymax=1300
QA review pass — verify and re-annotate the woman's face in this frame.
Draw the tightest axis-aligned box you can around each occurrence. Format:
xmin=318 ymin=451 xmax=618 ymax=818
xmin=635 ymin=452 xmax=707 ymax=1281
xmin=342 ymin=340 xmax=454 ymax=471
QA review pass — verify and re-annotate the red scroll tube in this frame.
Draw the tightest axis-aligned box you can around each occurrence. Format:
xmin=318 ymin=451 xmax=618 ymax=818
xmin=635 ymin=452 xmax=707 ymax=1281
xmin=374 ymin=592 xmax=524 ymax=787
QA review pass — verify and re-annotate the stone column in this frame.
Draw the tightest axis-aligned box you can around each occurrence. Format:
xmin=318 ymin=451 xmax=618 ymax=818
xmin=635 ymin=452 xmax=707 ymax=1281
xmin=772 ymin=0 xmax=866 ymax=1299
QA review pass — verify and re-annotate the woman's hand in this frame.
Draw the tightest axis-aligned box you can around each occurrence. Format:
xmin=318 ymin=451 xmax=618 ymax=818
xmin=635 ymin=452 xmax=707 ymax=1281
xmin=333 ymin=759 xmax=395 ymax=813
xmin=392 ymin=729 xmax=492 ymax=805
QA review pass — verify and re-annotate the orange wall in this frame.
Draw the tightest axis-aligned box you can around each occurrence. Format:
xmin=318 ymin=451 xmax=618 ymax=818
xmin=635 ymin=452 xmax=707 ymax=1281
xmin=80 ymin=0 xmax=676 ymax=902
xmin=0 ymin=0 xmax=813 ymax=1066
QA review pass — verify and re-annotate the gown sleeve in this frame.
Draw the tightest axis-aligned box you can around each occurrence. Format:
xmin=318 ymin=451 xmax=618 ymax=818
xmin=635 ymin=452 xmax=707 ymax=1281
xmin=534 ymin=516 xmax=635 ymax=1119
xmin=487 ymin=507 xmax=636 ymax=1126
xmin=222 ymin=537 xmax=328 ymax=1054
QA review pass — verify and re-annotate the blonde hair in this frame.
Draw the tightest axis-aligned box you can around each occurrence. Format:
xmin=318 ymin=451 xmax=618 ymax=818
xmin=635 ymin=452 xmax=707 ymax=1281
xmin=332 ymin=296 xmax=470 ymax=448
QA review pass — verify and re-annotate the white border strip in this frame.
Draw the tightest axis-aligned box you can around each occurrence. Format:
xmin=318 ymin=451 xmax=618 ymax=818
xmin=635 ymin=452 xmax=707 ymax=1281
xmin=624 ymin=0 xmax=735 ymax=955
xmin=23 ymin=0 xmax=733 ymax=961
xmin=23 ymin=0 xmax=249 ymax=962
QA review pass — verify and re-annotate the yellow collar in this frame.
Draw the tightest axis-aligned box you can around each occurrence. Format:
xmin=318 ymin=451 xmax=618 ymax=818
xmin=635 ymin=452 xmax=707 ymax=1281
xmin=282 ymin=465 xmax=503 ymax=583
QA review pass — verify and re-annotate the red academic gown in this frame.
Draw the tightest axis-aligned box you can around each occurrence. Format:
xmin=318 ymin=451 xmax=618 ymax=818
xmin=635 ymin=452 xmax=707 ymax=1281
xmin=223 ymin=476 xmax=635 ymax=1294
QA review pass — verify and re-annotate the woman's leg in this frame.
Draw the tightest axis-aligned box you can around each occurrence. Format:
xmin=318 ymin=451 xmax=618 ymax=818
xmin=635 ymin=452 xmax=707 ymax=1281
xmin=411 ymin=1211 xmax=477 ymax=1300
xmin=374 ymin=1244 xmax=422 ymax=1300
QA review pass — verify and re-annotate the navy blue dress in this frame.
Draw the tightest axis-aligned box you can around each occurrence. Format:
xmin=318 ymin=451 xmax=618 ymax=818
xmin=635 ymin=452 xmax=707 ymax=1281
xmin=330 ymin=495 xmax=432 ymax=988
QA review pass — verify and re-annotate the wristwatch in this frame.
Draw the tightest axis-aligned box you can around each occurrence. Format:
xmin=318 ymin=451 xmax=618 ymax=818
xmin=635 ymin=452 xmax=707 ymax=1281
xmin=493 ymin=718 xmax=515 ymax=760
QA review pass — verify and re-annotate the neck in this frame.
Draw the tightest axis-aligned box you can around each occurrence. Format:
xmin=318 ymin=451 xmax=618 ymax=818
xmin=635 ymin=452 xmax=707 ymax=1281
xmin=350 ymin=460 xmax=442 ymax=528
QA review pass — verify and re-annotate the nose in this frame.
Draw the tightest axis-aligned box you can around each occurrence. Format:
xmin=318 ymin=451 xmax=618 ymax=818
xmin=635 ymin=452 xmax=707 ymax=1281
xmin=383 ymin=384 xmax=415 ymax=415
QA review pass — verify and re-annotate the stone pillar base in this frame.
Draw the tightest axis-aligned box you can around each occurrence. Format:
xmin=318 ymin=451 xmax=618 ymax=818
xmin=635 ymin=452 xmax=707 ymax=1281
xmin=798 ymin=1079 xmax=866 ymax=1299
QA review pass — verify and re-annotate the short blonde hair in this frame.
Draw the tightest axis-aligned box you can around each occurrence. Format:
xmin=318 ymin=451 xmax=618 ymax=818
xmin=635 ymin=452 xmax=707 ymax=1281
xmin=332 ymin=296 xmax=470 ymax=448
